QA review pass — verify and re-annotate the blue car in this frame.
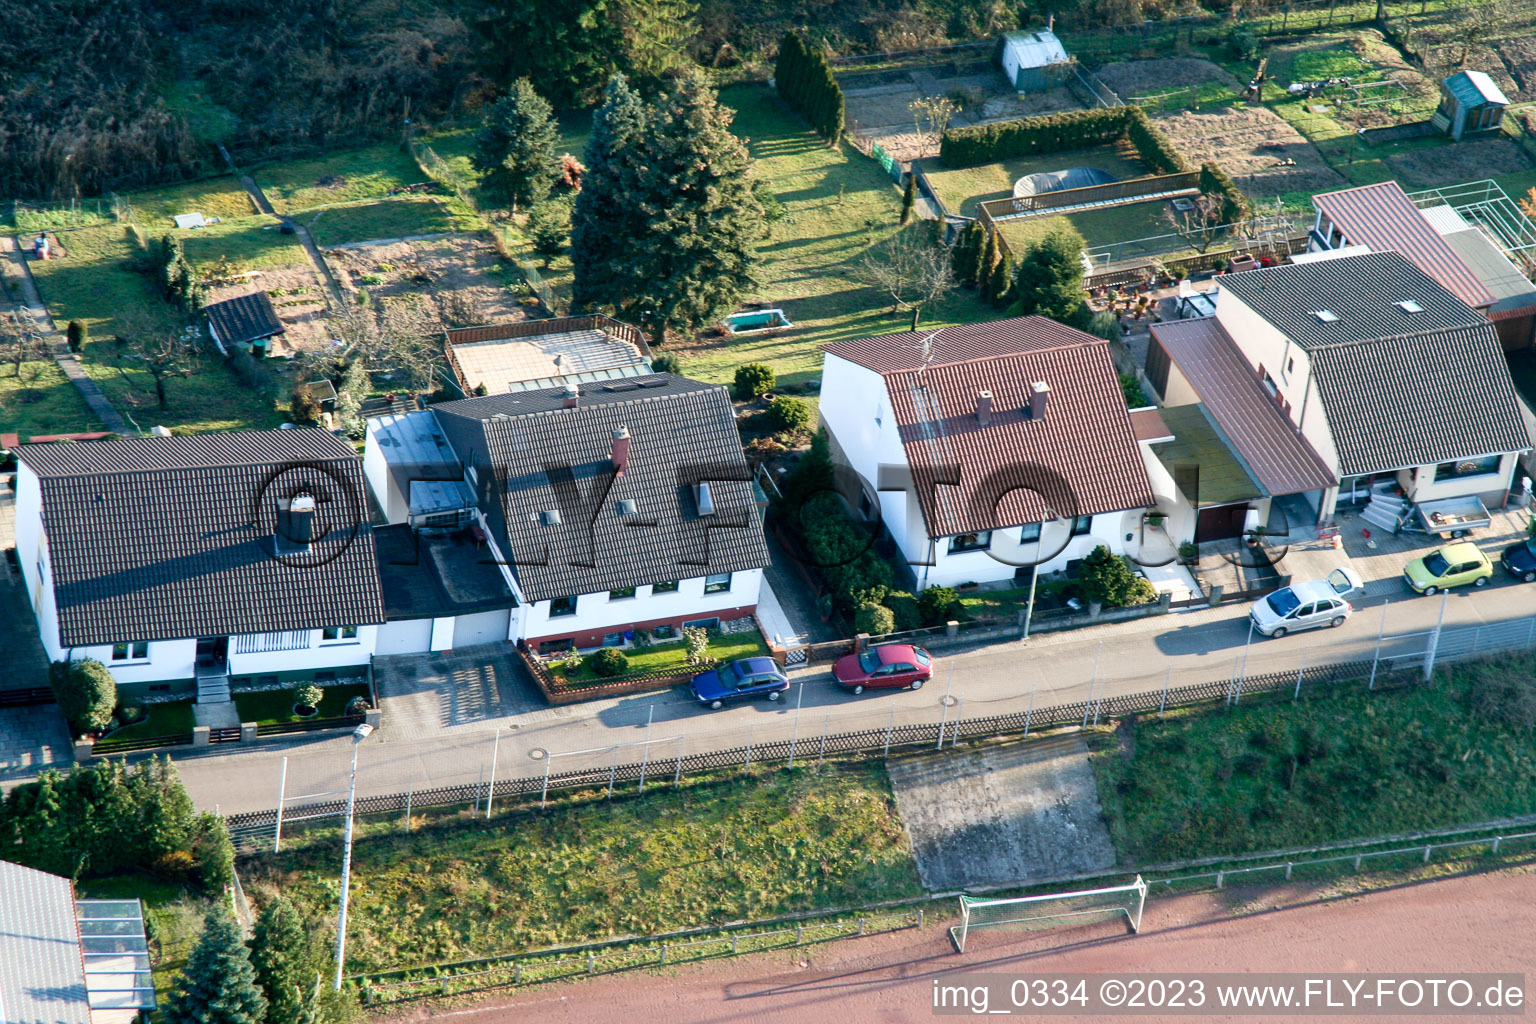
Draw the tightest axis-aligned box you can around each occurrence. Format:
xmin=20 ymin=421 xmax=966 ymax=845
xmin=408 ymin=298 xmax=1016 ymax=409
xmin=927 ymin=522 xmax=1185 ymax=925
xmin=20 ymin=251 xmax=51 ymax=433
xmin=689 ymin=657 xmax=790 ymax=709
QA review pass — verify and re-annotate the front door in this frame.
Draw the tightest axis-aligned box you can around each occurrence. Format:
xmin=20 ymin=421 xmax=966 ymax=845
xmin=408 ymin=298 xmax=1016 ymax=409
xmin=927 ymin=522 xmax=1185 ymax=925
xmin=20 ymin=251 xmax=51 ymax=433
xmin=196 ymin=637 xmax=228 ymax=667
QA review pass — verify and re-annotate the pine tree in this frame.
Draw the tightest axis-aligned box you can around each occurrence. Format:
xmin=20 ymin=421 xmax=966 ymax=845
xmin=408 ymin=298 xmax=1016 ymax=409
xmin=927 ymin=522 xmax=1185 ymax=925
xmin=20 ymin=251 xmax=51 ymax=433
xmin=952 ymin=220 xmax=983 ymax=286
xmin=1012 ymin=225 xmax=1091 ymax=327
xmin=472 ymin=79 xmax=560 ymax=212
xmin=135 ymin=756 xmax=196 ymax=863
xmin=899 ymin=175 xmax=916 ymax=225
xmin=989 ymin=251 xmax=1015 ymax=308
xmin=615 ymin=0 xmax=697 ymax=80
xmin=249 ymin=896 xmax=319 ymax=1024
xmin=571 ymin=74 xmax=648 ymax=313
xmin=775 ymin=33 xmax=805 ymax=105
xmin=167 ymin=909 xmax=267 ymax=1024
xmin=976 ymin=228 xmax=999 ymax=294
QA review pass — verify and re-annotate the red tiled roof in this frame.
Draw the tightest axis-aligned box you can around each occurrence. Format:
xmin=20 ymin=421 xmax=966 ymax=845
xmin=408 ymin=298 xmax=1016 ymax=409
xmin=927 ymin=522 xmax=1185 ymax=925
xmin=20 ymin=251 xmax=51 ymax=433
xmin=1149 ymin=318 xmax=1335 ymax=496
xmin=1129 ymin=407 xmax=1172 ymax=442
xmin=834 ymin=319 xmax=1155 ymax=537
xmin=1312 ymin=182 xmax=1496 ymax=309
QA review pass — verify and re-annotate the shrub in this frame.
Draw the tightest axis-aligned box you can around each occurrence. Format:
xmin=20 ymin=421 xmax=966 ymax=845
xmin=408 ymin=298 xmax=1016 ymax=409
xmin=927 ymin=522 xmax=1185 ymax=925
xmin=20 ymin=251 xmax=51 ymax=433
xmin=50 ymin=658 xmax=116 ymax=734
xmin=652 ymin=352 xmax=682 ymax=375
xmin=345 ymin=695 xmax=370 ymax=716
xmin=1088 ymin=309 xmax=1120 ymax=341
xmin=473 ymin=382 xmax=489 ymax=396
xmin=940 ymin=105 xmax=1187 ymax=172
xmin=292 ymin=683 xmax=324 ymax=711
xmin=1078 ymin=544 xmax=1158 ymax=608
xmin=192 ymin=812 xmax=235 ymax=896
xmin=1120 ymin=372 xmax=1149 ymax=407
xmin=66 ymin=319 xmax=86 ymax=353
xmin=733 ymin=362 xmax=776 ymax=400
xmin=683 ymin=625 xmax=710 ymax=665
xmin=586 ymin=647 xmax=630 ymax=677
xmin=800 ymin=491 xmax=893 ymax=613
xmin=918 ymin=586 xmax=960 ymax=626
xmin=1198 ymin=162 xmax=1250 ymax=224
xmin=289 ymin=385 xmax=321 ymax=425
xmin=884 ymin=590 xmax=922 ymax=631
xmin=854 ymin=602 xmax=896 ymax=637
xmin=767 ymin=395 xmax=811 ymax=433
xmin=1178 ymin=540 xmax=1198 ymax=563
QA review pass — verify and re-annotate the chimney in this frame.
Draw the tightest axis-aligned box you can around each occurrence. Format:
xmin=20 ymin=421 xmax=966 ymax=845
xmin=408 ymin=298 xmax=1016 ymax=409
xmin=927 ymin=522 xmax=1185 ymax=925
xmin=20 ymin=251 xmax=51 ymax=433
xmin=562 ymin=383 xmax=580 ymax=408
xmin=611 ymin=425 xmax=631 ymax=476
xmin=282 ymin=491 xmax=316 ymax=550
xmin=975 ymin=390 xmax=993 ymax=426
xmin=1029 ymin=381 xmax=1050 ymax=421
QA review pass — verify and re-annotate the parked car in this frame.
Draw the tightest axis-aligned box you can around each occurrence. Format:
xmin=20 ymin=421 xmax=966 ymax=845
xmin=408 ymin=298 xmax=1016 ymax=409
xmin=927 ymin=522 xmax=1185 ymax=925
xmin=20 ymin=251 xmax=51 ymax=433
xmin=1402 ymin=541 xmax=1492 ymax=595
xmin=1249 ymin=567 xmax=1364 ymax=638
xmin=1500 ymin=536 xmax=1536 ymax=582
xmin=689 ymin=657 xmax=790 ymax=709
xmin=832 ymin=643 xmax=933 ymax=694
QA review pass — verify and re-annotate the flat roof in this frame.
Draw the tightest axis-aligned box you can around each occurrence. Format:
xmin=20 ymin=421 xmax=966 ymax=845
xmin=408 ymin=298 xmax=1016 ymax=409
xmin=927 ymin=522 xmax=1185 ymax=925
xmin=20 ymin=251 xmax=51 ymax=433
xmin=1440 ymin=227 xmax=1536 ymax=305
xmin=1147 ymin=404 xmax=1265 ymax=507
xmin=373 ymin=523 xmax=516 ymax=619
xmin=450 ymin=329 xmax=649 ymax=396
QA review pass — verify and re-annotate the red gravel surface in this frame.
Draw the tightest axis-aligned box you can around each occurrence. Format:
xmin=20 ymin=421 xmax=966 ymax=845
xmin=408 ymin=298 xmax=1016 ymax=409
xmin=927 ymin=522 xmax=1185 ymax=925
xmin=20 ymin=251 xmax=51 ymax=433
xmin=391 ymin=869 xmax=1535 ymax=1023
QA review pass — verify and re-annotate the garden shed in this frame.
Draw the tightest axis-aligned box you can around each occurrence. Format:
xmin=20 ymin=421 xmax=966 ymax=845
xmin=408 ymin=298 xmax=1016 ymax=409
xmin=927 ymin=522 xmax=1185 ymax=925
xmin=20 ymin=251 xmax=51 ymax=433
xmin=1433 ymin=70 xmax=1509 ymax=141
xmin=999 ymin=30 xmax=1070 ymax=93
xmin=204 ymin=291 xmax=285 ymax=357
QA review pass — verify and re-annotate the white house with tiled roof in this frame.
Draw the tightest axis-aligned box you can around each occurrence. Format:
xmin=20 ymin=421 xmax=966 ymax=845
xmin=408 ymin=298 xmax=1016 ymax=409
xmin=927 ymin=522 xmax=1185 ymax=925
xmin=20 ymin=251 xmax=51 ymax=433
xmin=819 ymin=317 xmax=1166 ymax=590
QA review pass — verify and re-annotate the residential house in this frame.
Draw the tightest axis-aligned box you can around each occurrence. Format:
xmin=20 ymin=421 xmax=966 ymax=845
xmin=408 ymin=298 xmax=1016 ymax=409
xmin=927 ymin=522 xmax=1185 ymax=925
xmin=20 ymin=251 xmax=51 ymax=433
xmin=13 ymin=431 xmax=386 ymax=699
xmin=1146 ymin=250 xmax=1531 ymax=537
xmin=441 ymin=314 xmax=652 ymax=398
xmin=819 ymin=317 xmax=1160 ymax=591
xmin=0 ymin=861 xmax=155 ymax=1024
xmin=365 ymin=374 xmax=770 ymax=655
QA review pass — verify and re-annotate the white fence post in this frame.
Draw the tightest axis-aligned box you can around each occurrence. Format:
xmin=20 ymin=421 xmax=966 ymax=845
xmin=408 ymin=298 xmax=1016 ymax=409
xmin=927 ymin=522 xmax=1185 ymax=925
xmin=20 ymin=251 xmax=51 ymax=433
xmin=817 ymin=714 xmax=829 ymax=768
xmin=638 ymin=705 xmax=654 ymax=793
xmin=404 ymin=775 xmax=413 ymax=833
xmin=952 ymin=698 xmax=963 ymax=748
xmin=540 ymin=755 xmax=552 ymax=807
xmin=883 ymin=710 xmax=894 ymax=758
xmin=1294 ymin=647 xmax=1307 ymax=700
xmin=273 ymin=756 xmax=288 ymax=854
xmin=744 ymin=724 xmax=755 ymax=773
xmin=1159 ymin=668 xmax=1170 ymax=717
xmin=1082 ymin=642 xmax=1102 ymax=728
xmin=1369 ymin=600 xmax=1389 ymax=690
xmin=788 ymin=682 xmax=804 ymax=768
xmin=1423 ymin=592 xmax=1448 ymax=681
xmin=485 ymin=727 xmax=500 ymax=820
xmin=1024 ymin=682 xmax=1036 ymax=736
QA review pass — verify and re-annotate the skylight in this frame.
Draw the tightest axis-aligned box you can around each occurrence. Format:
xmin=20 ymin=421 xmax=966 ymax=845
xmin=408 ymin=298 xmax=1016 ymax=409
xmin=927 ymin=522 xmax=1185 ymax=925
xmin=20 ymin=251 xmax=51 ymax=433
xmin=1396 ymin=299 xmax=1424 ymax=313
xmin=1311 ymin=310 xmax=1339 ymax=323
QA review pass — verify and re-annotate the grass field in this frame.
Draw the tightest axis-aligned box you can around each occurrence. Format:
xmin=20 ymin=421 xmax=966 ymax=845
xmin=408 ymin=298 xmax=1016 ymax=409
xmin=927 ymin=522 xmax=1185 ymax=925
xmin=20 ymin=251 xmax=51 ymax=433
xmin=1092 ymin=655 xmax=1536 ymax=863
xmin=243 ymin=762 xmax=920 ymax=971
xmin=256 ymin=141 xmax=428 ymax=214
xmin=306 ymin=197 xmax=468 ymax=249
xmin=178 ymin=216 xmax=310 ymax=273
xmin=0 ymin=361 xmax=103 ymax=438
xmin=121 ymin=176 xmax=258 ymax=227
xmin=917 ymin=143 xmax=1150 ymax=218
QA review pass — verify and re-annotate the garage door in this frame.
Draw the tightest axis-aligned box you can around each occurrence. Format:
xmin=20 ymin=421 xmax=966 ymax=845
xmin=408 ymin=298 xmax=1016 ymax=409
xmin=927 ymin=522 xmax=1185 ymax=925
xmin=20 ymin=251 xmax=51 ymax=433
xmin=376 ymin=618 xmax=432 ymax=656
xmin=1195 ymin=503 xmax=1251 ymax=543
xmin=452 ymin=608 xmax=511 ymax=649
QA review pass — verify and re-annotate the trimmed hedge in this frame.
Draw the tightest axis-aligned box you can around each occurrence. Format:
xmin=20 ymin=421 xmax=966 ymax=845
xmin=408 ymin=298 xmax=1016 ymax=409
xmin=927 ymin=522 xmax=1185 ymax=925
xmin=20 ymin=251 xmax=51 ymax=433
xmin=1199 ymin=161 xmax=1250 ymax=224
xmin=939 ymin=105 xmax=1188 ymax=174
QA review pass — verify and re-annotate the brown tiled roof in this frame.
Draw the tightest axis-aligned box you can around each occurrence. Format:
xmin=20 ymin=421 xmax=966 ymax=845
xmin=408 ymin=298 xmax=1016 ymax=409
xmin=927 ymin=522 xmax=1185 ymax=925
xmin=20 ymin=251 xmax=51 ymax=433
xmin=1129 ymin=407 xmax=1172 ymax=442
xmin=837 ymin=319 xmax=1156 ymax=538
xmin=1311 ymin=182 xmax=1495 ymax=309
xmin=204 ymin=292 xmax=285 ymax=345
xmin=1148 ymin=318 xmax=1335 ymax=495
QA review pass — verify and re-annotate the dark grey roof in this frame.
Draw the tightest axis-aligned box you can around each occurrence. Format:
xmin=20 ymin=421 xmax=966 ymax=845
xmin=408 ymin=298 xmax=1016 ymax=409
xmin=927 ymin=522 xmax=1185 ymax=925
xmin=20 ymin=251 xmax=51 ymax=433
xmin=204 ymin=292 xmax=284 ymax=345
xmin=17 ymin=430 xmax=384 ymax=647
xmin=432 ymin=375 xmax=768 ymax=603
xmin=1219 ymin=251 xmax=1487 ymax=349
xmin=373 ymin=524 xmax=516 ymax=619
xmin=1306 ymin=324 xmax=1531 ymax=475
xmin=0 ymin=861 xmax=91 ymax=1024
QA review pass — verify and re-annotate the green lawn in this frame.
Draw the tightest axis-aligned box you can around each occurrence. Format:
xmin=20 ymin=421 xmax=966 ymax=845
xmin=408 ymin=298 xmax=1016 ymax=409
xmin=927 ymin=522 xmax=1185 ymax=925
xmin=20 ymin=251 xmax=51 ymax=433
xmin=255 ymin=141 xmax=431 ymax=214
xmin=232 ymin=683 xmax=369 ymax=724
xmin=103 ymin=700 xmax=197 ymax=743
xmin=1092 ymin=654 xmax=1536 ymax=863
xmin=26 ymin=223 xmax=157 ymax=339
xmin=556 ymin=629 xmax=771 ymax=684
xmin=74 ymin=874 xmax=215 ymax=1004
xmin=120 ymin=176 xmax=258 ymax=228
xmin=306 ymin=197 xmax=469 ymax=248
xmin=242 ymin=762 xmax=921 ymax=970
xmin=0 ymin=361 xmax=104 ymax=438
xmin=917 ymin=143 xmax=1151 ymax=218
xmin=179 ymin=216 xmax=310 ymax=274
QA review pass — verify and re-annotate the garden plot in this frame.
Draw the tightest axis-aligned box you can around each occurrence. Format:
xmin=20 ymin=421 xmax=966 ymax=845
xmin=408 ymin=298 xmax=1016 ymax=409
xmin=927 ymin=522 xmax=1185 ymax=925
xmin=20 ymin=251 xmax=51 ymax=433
xmin=1092 ymin=58 xmax=1241 ymax=103
xmin=1422 ymin=43 xmax=1523 ymax=101
xmin=1387 ymin=137 xmax=1533 ymax=188
xmin=204 ymin=265 xmax=332 ymax=358
xmin=1491 ymin=37 xmax=1536 ymax=100
xmin=839 ymin=60 xmax=1081 ymax=161
xmin=324 ymin=234 xmax=529 ymax=329
xmin=1155 ymin=104 xmax=1346 ymax=197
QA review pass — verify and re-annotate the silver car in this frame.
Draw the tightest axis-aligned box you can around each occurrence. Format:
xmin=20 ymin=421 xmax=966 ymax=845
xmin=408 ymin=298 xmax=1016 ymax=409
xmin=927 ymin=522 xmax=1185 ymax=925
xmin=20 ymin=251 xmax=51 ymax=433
xmin=1249 ymin=567 xmax=1365 ymax=638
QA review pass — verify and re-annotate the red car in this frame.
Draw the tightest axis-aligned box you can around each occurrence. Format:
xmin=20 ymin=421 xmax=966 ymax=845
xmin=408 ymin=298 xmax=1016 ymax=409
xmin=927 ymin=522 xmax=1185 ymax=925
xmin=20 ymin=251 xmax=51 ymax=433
xmin=832 ymin=644 xmax=933 ymax=694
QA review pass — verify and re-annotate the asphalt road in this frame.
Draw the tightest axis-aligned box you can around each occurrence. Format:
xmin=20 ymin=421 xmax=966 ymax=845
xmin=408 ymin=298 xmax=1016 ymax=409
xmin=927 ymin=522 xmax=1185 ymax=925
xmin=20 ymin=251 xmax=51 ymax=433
xmin=163 ymin=570 xmax=1536 ymax=819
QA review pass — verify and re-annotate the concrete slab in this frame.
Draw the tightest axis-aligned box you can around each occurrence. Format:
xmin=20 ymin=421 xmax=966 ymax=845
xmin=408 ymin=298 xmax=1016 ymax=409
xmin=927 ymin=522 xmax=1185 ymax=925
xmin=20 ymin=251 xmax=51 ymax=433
xmin=886 ymin=736 xmax=1117 ymax=892
xmin=193 ymin=701 xmax=240 ymax=729
xmin=0 ymin=706 xmax=72 ymax=778
xmin=373 ymin=643 xmax=560 ymax=741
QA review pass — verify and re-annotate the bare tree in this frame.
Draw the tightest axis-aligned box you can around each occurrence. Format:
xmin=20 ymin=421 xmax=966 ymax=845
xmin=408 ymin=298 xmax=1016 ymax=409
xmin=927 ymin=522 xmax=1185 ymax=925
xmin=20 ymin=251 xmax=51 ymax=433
xmin=335 ymin=295 xmax=440 ymax=395
xmin=853 ymin=228 xmax=956 ymax=331
xmin=111 ymin=313 xmax=201 ymax=410
xmin=1446 ymin=0 xmax=1511 ymax=66
xmin=908 ymin=96 xmax=959 ymax=154
xmin=1162 ymin=195 xmax=1229 ymax=255
xmin=0 ymin=309 xmax=49 ymax=378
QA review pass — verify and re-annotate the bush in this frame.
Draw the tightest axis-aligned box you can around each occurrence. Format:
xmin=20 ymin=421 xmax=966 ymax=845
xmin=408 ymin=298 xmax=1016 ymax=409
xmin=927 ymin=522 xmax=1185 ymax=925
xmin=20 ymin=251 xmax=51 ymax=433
xmin=293 ymin=683 xmax=324 ymax=712
xmin=800 ymin=492 xmax=893 ymax=613
xmin=766 ymin=395 xmax=811 ymax=433
xmin=50 ymin=658 xmax=116 ymax=734
xmin=586 ymin=647 xmax=630 ymax=677
xmin=1088 ymin=309 xmax=1120 ymax=341
xmin=1198 ymin=162 xmax=1249 ymax=224
xmin=940 ymin=106 xmax=1187 ymax=173
xmin=733 ymin=362 xmax=776 ymax=400
xmin=918 ymin=586 xmax=961 ymax=626
xmin=1078 ymin=544 xmax=1158 ymax=608
xmin=66 ymin=319 xmax=86 ymax=353
xmin=652 ymin=352 xmax=682 ymax=375
xmin=192 ymin=812 xmax=235 ymax=897
xmin=289 ymin=385 xmax=321 ymax=425
xmin=854 ymin=602 xmax=896 ymax=636
xmin=683 ymin=625 xmax=710 ymax=665
xmin=884 ymin=590 xmax=922 ymax=631
xmin=1120 ymin=372 xmax=1148 ymax=407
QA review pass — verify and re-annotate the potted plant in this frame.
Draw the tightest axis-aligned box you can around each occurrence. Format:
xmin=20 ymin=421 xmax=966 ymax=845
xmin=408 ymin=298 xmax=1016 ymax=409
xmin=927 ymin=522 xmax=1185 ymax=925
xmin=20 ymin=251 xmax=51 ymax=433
xmin=1178 ymin=540 xmax=1198 ymax=564
xmin=292 ymin=683 xmax=324 ymax=718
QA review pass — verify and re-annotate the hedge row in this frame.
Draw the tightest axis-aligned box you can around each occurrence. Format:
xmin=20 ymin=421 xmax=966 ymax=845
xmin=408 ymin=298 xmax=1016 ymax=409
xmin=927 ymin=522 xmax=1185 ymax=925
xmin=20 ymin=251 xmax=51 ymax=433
xmin=938 ymin=105 xmax=1187 ymax=175
xmin=775 ymin=32 xmax=845 ymax=141
xmin=1199 ymin=161 xmax=1250 ymax=224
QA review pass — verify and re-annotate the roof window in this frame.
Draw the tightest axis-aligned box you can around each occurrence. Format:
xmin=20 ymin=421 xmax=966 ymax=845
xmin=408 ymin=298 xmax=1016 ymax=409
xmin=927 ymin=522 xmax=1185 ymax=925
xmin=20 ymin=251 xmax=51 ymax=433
xmin=1395 ymin=299 xmax=1424 ymax=313
xmin=1311 ymin=310 xmax=1339 ymax=323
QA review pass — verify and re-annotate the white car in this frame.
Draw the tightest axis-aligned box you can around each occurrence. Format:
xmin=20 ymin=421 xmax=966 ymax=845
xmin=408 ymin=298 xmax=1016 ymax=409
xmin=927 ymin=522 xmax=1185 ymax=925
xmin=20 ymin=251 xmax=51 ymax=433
xmin=1249 ymin=567 xmax=1365 ymax=638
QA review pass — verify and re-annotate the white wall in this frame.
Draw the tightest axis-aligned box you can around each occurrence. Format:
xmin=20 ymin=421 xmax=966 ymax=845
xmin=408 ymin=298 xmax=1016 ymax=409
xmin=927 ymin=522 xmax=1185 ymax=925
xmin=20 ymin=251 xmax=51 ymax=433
xmin=228 ymin=626 xmax=378 ymax=675
xmin=1401 ymin=453 xmax=1518 ymax=503
xmin=1140 ymin=441 xmax=1198 ymax=546
xmin=522 ymin=569 xmax=764 ymax=641
xmin=916 ymin=511 xmax=1146 ymax=589
xmin=362 ymin=421 xmax=408 ymax=524
xmin=70 ymin=640 xmax=197 ymax=686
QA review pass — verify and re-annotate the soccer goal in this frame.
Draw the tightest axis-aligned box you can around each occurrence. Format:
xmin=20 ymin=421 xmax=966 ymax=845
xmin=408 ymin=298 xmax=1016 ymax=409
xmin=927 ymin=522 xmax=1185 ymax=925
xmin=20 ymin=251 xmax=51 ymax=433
xmin=950 ymin=876 xmax=1147 ymax=952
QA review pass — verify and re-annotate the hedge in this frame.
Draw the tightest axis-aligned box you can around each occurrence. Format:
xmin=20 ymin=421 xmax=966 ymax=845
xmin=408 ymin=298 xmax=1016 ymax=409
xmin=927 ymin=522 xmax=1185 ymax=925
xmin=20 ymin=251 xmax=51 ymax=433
xmin=938 ymin=105 xmax=1189 ymax=174
xmin=775 ymin=32 xmax=845 ymax=142
xmin=1199 ymin=161 xmax=1250 ymax=224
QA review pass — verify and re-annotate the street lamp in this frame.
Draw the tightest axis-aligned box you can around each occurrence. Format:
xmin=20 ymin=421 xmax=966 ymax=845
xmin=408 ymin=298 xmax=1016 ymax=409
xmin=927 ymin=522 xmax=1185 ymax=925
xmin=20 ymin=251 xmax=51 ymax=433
xmin=333 ymin=722 xmax=374 ymax=990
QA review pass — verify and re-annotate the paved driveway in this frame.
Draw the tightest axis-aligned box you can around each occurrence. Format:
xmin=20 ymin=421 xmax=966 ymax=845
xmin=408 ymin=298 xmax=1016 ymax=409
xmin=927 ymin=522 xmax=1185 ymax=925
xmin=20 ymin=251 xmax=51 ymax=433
xmin=0 ymin=705 xmax=72 ymax=780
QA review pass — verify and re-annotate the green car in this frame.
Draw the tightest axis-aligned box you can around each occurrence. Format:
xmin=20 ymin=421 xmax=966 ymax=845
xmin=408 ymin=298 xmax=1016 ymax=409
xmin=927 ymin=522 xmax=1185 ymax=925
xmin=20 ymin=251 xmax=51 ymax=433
xmin=1402 ymin=541 xmax=1493 ymax=595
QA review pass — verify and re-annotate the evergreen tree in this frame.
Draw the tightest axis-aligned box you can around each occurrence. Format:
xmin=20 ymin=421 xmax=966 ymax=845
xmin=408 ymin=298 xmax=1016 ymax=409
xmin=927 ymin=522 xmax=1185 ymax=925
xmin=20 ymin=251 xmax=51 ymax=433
xmin=249 ymin=896 xmax=319 ymax=1024
xmin=951 ymin=220 xmax=983 ymax=286
xmin=134 ymin=756 xmax=196 ymax=862
xmin=571 ymin=74 xmax=649 ymax=312
xmin=899 ymin=174 xmax=916 ymax=225
xmin=775 ymin=33 xmax=806 ymax=105
xmin=472 ymin=79 xmax=560 ymax=212
xmin=167 ymin=909 xmax=267 ymax=1024
xmin=616 ymin=0 xmax=698 ymax=80
xmin=526 ymin=197 xmax=572 ymax=267
xmin=1011 ymin=225 xmax=1091 ymax=327
xmin=976 ymin=228 xmax=999 ymax=294
xmin=989 ymin=251 xmax=1015 ymax=308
